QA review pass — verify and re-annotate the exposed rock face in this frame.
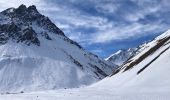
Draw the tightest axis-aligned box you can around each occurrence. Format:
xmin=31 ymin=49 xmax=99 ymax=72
xmin=0 ymin=5 xmax=117 ymax=92
xmin=0 ymin=4 xmax=65 ymax=46
xmin=20 ymin=27 xmax=40 ymax=46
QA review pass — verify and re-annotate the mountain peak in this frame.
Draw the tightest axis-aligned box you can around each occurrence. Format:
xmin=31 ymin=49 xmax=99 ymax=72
xmin=106 ymin=48 xmax=138 ymax=66
xmin=0 ymin=5 xmax=117 ymax=93
xmin=15 ymin=4 xmax=27 ymax=14
xmin=0 ymin=5 xmax=67 ymax=46
xmin=18 ymin=4 xmax=27 ymax=10
xmin=14 ymin=4 xmax=39 ymax=15
xmin=27 ymin=5 xmax=39 ymax=13
xmin=115 ymin=49 xmax=126 ymax=55
xmin=28 ymin=5 xmax=36 ymax=10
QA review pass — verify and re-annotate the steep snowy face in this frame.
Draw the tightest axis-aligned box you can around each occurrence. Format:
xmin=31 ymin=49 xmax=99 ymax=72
xmin=118 ymin=30 xmax=170 ymax=73
xmin=93 ymin=29 xmax=170 ymax=93
xmin=0 ymin=5 xmax=116 ymax=92
xmin=105 ymin=48 xmax=138 ymax=66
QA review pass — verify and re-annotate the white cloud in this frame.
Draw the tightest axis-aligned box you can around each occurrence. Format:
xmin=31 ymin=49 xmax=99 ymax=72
xmin=95 ymin=2 xmax=120 ymax=14
xmin=39 ymin=0 xmax=170 ymax=46
xmin=1 ymin=0 xmax=169 ymax=47
xmin=91 ymin=22 xmax=168 ymax=43
xmin=125 ymin=5 xmax=161 ymax=22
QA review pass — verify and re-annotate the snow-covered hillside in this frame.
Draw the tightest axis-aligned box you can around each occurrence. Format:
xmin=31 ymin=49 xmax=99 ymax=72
xmin=1 ymin=28 xmax=170 ymax=100
xmin=0 ymin=4 xmax=170 ymax=100
xmin=0 ymin=5 xmax=117 ymax=92
xmin=105 ymin=48 xmax=138 ymax=66
xmin=98 ymin=29 xmax=170 ymax=91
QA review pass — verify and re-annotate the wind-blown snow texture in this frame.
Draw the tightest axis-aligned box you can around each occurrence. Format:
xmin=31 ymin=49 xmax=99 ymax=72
xmin=0 ymin=5 xmax=117 ymax=92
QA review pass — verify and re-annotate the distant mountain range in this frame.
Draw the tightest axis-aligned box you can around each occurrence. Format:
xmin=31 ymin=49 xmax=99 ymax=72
xmin=105 ymin=48 xmax=138 ymax=66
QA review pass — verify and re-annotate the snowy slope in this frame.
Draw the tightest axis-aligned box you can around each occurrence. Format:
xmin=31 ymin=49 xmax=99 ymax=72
xmin=1 ymin=87 xmax=170 ymax=100
xmin=0 ymin=19 xmax=170 ymax=100
xmin=0 ymin=5 xmax=117 ymax=92
xmin=1 ymin=28 xmax=170 ymax=100
xmin=105 ymin=48 xmax=138 ymax=66
xmin=94 ymin=29 xmax=170 ymax=92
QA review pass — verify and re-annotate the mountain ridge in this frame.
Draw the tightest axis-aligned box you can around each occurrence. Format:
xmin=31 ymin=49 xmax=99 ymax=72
xmin=0 ymin=5 xmax=117 ymax=92
xmin=92 ymin=29 xmax=170 ymax=95
xmin=105 ymin=48 xmax=138 ymax=66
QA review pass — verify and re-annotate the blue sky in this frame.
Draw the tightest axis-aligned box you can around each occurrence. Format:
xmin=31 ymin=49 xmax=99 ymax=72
xmin=0 ymin=0 xmax=170 ymax=58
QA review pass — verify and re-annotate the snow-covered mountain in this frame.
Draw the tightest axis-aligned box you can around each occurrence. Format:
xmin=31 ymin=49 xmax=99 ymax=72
xmin=1 ymin=29 xmax=170 ymax=100
xmin=105 ymin=48 xmax=138 ymax=66
xmin=0 ymin=5 xmax=169 ymax=99
xmin=101 ymin=29 xmax=170 ymax=90
xmin=0 ymin=5 xmax=117 ymax=92
xmin=82 ymin=29 xmax=170 ymax=99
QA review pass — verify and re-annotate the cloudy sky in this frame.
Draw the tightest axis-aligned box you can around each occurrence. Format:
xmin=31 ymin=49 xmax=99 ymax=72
xmin=0 ymin=0 xmax=170 ymax=58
